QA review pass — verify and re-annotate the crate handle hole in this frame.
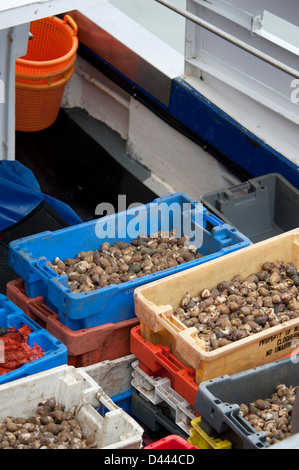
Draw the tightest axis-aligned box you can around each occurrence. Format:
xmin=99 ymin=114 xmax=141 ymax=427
xmin=213 ymin=399 xmax=221 ymax=405
xmin=205 ymin=220 xmax=215 ymax=233
xmin=232 ymin=188 xmax=250 ymax=198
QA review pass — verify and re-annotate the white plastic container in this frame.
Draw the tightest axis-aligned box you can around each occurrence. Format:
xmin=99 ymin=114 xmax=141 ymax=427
xmin=131 ymin=360 xmax=196 ymax=435
xmin=0 ymin=365 xmax=143 ymax=449
xmin=82 ymin=354 xmax=136 ymax=397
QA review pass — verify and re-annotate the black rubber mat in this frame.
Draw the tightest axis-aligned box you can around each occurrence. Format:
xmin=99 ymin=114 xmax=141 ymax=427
xmin=15 ymin=110 xmax=158 ymax=222
xmin=0 ymin=200 xmax=70 ymax=246
xmin=0 ymin=201 xmax=70 ymax=295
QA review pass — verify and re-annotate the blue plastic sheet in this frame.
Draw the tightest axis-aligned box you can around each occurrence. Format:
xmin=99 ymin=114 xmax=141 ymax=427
xmin=0 ymin=161 xmax=82 ymax=230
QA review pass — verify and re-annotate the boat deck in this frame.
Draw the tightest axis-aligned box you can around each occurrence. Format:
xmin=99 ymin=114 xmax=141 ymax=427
xmin=15 ymin=109 xmax=158 ymax=223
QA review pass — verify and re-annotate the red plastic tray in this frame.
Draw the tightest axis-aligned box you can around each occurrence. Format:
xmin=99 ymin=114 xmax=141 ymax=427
xmin=7 ymin=278 xmax=139 ymax=367
xmin=144 ymin=435 xmax=197 ymax=449
xmin=130 ymin=324 xmax=199 ymax=407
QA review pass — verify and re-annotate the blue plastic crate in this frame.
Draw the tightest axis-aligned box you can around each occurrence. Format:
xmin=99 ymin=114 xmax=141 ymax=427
xmin=0 ymin=295 xmax=67 ymax=385
xmin=97 ymin=389 xmax=133 ymax=417
xmin=112 ymin=389 xmax=133 ymax=416
xmin=8 ymin=193 xmax=250 ymax=330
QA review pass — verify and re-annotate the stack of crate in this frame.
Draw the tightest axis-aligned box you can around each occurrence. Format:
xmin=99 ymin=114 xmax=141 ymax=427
xmin=6 ymin=193 xmax=249 ymax=368
xmin=129 ymin=324 xmax=232 ymax=448
xmin=3 ymin=192 xmax=254 ymax=447
xmin=3 ymin=176 xmax=299 ymax=448
xmin=130 ymin=228 xmax=299 ymax=448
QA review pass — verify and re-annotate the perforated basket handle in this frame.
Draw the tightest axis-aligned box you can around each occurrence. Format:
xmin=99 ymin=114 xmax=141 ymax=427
xmin=63 ymin=15 xmax=78 ymax=36
xmin=157 ymin=312 xmax=186 ymax=335
xmin=157 ymin=313 xmax=205 ymax=369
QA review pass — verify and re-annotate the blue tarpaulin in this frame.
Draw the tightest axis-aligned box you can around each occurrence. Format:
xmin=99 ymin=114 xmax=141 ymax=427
xmin=0 ymin=161 xmax=82 ymax=230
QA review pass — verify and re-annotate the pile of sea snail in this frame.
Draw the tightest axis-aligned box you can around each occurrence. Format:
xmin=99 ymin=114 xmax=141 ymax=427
xmin=0 ymin=398 xmax=96 ymax=449
xmin=174 ymin=260 xmax=299 ymax=351
xmin=47 ymin=231 xmax=201 ymax=293
xmin=239 ymin=384 xmax=297 ymax=445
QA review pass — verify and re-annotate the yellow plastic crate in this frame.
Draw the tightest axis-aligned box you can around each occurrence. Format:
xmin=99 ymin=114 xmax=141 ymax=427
xmin=188 ymin=417 xmax=232 ymax=449
xmin=134 ymin=229 xmax=299 ymax=383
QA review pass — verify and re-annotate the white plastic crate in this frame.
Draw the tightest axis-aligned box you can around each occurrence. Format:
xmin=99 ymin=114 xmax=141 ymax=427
xmin=131 ymin=360 xmax=196 ymax=435
xmin=82 ymin=354 xmax=136 ymax=397
xmin=0 ymin=365 xmax=143 ymax=449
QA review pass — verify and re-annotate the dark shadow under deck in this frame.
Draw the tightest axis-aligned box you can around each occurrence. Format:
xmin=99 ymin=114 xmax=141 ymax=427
xmin=15 ymin=109 xmax=158 ymax=222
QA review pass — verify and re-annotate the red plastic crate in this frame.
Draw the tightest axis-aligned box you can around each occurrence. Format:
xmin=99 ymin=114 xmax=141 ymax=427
xmin=7 ymin=278 xmax=139 ymax=367
xmin=144 ymin=435 xmax=197 ymax=449
xmin=130 ymin=324 xmax=198 ymax=407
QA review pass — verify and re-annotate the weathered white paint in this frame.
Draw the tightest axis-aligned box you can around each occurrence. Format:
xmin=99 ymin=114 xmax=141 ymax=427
xmin=109 ymin=0 xmax=187 ymax=54
xmin=63 ymin=56 xmax=241 ymax=198
xmin=184 ymin=0 xmax=299 ymax=164
xmin=0 ymin=0 xmax=101 ymax=29
xmin=185 ymin=73 xmax=299 ymax=168
xmin=63 ymin=56 xmax=130 ymax=140
xmin=73 ymin=0 xmax=299 ymax=175
xmin=79 ymin=1 xmax=184 ymax=79
xmin=126 ymin=100 xmax=241 ymax=199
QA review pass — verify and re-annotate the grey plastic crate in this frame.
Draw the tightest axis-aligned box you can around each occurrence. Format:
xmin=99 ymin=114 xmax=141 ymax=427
xmin=194 ymin=357 xmax=299 ymax=449
xmin=200 ymin=173 xmax=299 ymax=243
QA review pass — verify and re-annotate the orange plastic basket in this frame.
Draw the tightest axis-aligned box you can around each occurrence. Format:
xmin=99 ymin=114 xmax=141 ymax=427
xmin=15 ymin=15 xmax=78 ymax=132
